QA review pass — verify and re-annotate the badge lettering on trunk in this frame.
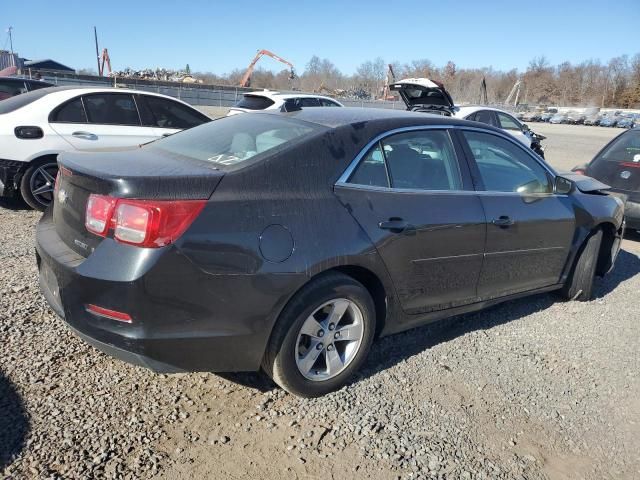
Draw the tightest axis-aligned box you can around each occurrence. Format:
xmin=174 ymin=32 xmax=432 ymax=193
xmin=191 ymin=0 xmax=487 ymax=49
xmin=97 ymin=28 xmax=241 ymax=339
xmin=74 ymin=239 xmax=89 ymax=250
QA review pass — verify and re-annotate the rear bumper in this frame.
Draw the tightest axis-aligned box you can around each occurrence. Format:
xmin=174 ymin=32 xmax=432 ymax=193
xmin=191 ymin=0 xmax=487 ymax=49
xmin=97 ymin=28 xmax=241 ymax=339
xmin=35 ymin=210 xmax=295 ymax=373
xmin=0 ymin=158 xmax=25 ymax=198
xmin=608 ymin=190 xmax=640 ymax=229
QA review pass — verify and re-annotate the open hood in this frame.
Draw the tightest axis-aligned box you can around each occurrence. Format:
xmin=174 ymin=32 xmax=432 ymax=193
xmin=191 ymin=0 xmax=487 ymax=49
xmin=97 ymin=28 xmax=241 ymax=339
xmin=390 ymin=78 xmax=455 ymax=116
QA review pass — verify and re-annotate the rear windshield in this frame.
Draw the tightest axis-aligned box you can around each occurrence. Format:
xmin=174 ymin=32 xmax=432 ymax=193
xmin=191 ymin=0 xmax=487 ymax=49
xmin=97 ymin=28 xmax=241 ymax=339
xmin=151 ymin=113 xmax=322 ymax=168
xmin=0 ymin=86 xmax=54 ymax=114
xmin=234 ymin=95 xmax=275 ymax=110
xmin=595 ymin=130 xmax=640 ymax=163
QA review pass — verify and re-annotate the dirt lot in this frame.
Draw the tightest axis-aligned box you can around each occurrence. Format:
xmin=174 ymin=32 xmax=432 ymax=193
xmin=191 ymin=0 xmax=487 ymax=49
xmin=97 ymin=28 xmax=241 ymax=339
xmin=1 ymin=124 xmax=639 ymax=480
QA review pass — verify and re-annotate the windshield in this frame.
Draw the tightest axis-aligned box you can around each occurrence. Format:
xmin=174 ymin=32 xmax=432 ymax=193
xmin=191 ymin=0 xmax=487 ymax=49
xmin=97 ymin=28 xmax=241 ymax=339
xmin=151 ymin=113 xmax=322 ymax=168
xmin=0 ymin=86 xmax=54 ymax=113
xmin=596 ymin=130 xmax=640 ymax=163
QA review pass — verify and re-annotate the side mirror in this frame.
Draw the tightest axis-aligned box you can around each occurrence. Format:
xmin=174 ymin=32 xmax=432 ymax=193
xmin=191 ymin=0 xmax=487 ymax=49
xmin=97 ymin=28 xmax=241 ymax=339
xmin=555 ymin=176 xmax=573 ymax=194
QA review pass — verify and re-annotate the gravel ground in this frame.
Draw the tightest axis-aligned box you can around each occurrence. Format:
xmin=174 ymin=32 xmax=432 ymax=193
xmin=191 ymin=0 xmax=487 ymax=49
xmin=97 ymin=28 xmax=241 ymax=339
xmin=1 ymin=124 xmax=639 ymax=480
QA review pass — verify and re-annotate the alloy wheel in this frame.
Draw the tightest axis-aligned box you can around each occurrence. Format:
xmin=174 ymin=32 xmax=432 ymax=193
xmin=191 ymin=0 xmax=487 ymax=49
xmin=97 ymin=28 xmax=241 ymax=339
xmin=29 ymin=163 xmax=58 ymax=208
xmin=294 ymin=298 xmax=364 ymax=381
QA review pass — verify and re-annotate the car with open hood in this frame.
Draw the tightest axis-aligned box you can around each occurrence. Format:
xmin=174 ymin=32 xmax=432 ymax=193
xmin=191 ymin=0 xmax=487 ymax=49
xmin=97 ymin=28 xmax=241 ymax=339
xmin=573 ymin=127 xmax=640 ymax=231
xmin=37 ymin=108 xmax=624 ymax=397
xmin=389 ymin=78 xmax=455 ymax=116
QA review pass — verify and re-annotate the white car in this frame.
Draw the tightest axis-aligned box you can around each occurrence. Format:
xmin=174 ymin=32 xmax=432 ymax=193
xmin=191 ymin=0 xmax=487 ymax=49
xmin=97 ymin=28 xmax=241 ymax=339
xmin=454 ymin=106 xmax=532 ymax=147
xmin=0 ymin=86 xmax=210 ymax=209
xmin=227 ymin=90 xmax=344 ymax=116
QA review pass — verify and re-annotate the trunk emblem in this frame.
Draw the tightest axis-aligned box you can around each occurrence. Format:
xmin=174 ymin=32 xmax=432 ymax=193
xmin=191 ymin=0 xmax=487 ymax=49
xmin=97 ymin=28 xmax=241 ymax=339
xmin=58 ymin=188 xmax=69 ymax=204
xmin=620 ymin=171 xmax=631 ymax=179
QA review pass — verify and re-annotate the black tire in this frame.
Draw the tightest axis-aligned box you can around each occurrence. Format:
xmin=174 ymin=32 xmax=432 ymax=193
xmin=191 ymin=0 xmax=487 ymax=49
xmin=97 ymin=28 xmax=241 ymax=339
xmin=262 ymin=272 xmax=376 ymax=397
xmin=20 ymin=158 xmax=58 ymax=211
xmin=560 ymin=229 xmax=603 ymax=301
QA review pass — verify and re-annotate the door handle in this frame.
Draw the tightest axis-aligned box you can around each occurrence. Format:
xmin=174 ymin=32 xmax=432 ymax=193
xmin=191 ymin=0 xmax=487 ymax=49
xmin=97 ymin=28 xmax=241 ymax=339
xmin=72 ymin=131 xmax=98 ymax=140
xmin=492 ymin=216 xmax=514 ymax=227
xmin=378 ymin=218 xmax=415 ymax=235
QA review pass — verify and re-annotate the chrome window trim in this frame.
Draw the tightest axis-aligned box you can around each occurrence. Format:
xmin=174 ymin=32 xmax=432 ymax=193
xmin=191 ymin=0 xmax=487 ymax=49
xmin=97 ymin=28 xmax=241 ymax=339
xmin=336 ymin=124 xmax=560 ymax=195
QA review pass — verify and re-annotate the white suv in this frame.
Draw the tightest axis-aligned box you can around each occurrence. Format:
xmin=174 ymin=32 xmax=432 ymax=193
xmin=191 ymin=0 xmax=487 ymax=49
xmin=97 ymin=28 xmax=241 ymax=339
xmin=0 ymin=86 xmax=210 ymax=209
xmin=227 ymin=90 xmax=344 ymax=116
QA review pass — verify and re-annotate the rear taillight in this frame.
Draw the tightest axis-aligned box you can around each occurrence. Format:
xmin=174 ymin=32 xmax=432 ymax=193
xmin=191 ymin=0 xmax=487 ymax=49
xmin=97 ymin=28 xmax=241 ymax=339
xmin=620 ymin=162 xmax=640 ymax=169
xmin=85 ymin=194 xmax=206 ymax=248
xmin=85 ymin=194 xmax=117 ymax=236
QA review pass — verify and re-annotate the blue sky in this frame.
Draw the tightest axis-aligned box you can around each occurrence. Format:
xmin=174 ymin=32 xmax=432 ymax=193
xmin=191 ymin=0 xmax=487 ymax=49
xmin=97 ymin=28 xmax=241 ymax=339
xmin=4 ymin=0 xmax=639 ymax=74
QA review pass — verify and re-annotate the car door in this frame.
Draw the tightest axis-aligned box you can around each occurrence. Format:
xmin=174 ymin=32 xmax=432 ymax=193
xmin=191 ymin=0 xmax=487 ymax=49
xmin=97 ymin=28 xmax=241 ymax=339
xmin=495 ymin=111 xmax=532 ymax=147
xmin=137 ymin=94 xmax=210 ymax=137
xmin=334 ymin=128 xmax=486 ymax=314
xmin=457 ymin=129 xmax=575 ymax=299
xmin=49 ymin=93 xmax=158 ymax=149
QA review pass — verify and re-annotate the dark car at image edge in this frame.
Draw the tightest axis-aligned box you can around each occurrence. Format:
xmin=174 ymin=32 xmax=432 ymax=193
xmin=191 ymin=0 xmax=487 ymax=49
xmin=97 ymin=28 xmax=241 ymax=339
xmin=37 ymin=108 xmax=625 ymax=397
xmin=573 ymin=127 xmax=640 ymax=231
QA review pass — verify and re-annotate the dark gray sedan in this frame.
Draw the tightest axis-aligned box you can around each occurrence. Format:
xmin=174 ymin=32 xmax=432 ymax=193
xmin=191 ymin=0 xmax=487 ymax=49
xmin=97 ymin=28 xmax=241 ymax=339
xmin=37 ymin=108 xmax=625 ymax=397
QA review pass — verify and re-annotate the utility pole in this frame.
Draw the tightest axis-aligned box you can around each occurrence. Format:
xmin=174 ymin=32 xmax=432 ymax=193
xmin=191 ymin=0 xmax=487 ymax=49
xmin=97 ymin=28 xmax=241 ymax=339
xmin=94 ymin=26 xmax=101 ymax=75
xmin=8 ymin=26 xmax=14 ymax=55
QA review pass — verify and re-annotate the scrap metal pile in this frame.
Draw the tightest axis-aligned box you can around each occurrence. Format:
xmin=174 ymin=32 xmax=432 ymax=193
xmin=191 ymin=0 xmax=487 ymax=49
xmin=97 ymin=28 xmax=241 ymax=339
xmin=108 ymin=67 xmax=201 ymax=83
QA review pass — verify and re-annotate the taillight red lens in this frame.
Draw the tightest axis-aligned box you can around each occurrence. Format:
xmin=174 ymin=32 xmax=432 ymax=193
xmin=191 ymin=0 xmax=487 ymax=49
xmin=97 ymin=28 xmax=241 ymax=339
xmin=85 ymin=195 xmax=205 ymax=248
xmin=85 ymin=195 xmax=117 ymax=236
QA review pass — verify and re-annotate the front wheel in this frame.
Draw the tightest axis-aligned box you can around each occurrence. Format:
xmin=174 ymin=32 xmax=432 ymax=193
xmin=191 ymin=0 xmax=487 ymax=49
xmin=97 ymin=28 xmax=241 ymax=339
xmin=262 ymin=273 xmax=376 ymax=397
xmin=560 ymin=229 xmax=602 ymax=301
xmin=20 ymin=159 xmax=58 ymax=211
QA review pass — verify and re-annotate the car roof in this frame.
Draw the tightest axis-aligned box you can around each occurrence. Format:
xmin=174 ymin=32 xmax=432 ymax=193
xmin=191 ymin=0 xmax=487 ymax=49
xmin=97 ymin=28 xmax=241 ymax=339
xmin=455 ymin=105 xmax=517 ymax=116
xmin=278 ymin=107 xmax=475 ymax=129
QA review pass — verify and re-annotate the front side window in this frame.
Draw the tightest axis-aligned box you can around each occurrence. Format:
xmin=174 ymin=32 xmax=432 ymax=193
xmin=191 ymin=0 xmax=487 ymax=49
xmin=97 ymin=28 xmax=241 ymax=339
xmin=320 ymin=98 xmax=340 ymax=107
xmin=348 ymin=130 xmax=462 ymax=191
xmin=496 ymin=112 xmax=522 ymax=131
xmin=143 ymin=96 xmax=208 ymax=129
xmin=462 ymin=130 xmax=552 ymax=194
xmin=51 ymin=97 xmax=87 ymax=123
xmin=83 ymin=94 xmax=140 ymax=126
xmin=472 ymin=110 xmax=497 ymax=127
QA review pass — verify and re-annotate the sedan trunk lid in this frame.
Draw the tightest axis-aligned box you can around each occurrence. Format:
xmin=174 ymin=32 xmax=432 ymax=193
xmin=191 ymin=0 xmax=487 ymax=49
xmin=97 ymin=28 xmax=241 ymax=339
xmin=390 ymin=78 xmax=455 ymax=116
xmin=54 ymin=147 xmax=224 ymax=257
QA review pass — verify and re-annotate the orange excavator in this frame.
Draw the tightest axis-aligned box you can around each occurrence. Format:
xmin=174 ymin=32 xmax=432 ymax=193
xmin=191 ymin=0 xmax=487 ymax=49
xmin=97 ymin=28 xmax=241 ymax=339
xmin=239 ymin=49 xmax=295 ymax=88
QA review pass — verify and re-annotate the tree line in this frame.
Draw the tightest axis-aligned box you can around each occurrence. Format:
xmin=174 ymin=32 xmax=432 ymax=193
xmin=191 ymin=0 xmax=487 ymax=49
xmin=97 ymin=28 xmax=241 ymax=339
xmin=192 ymin=53 xmax=640 ymax=108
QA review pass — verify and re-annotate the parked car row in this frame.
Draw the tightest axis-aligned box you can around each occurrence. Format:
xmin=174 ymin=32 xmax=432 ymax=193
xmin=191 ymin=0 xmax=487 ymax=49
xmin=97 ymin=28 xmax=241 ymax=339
xmin=523 ymin=109 xmax=638 ymax=128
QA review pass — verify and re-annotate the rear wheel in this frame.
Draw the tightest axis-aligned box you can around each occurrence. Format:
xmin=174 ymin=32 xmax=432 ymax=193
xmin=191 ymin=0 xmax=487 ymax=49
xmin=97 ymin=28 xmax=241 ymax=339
xmin=262 ymin=273 xmax=376 ymax=397
xmin=20 ymin=159 xmax=58 ymax=211
xmin=560 ymin=229 xmax=603 ymax=301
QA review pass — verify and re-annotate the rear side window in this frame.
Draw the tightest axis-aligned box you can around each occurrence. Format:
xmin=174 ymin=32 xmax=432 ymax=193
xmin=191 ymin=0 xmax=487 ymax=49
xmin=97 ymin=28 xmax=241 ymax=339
xmin=83 ymin=93 xmax=140 ymax=126
xmin=349 ymin=130 xmax=462 ymax=191
xmin=142 ymin=95 xmax=208 ymax=129
xmin=51 ymin=97 xmax=87 ymax=123
xmin=152 ymin=113 xmax=322 ymax=169
xmin=234 ymin=95 xmax=275 ymax=110
xmin=349 ymin=144 xmax=389 ymax=187
xmin=462 ymin=130 xmax=552 ymax=194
